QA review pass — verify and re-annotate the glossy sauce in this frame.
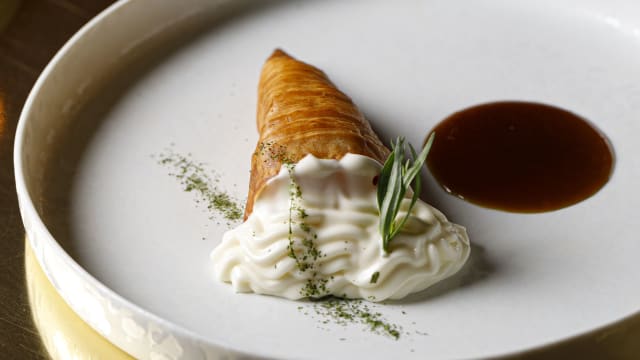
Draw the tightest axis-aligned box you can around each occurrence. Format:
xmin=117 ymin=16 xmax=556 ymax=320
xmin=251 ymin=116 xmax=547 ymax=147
xmin=426 ymin=101 xmax=614 ymax=212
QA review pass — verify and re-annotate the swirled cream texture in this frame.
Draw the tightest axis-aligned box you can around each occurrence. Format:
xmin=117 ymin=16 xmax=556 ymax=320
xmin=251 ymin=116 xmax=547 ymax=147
xmin=211 ymin=154 xmax=470 ymax=301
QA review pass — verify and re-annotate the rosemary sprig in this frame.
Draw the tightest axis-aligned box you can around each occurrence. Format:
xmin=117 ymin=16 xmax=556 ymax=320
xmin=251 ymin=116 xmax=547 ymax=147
xmin=377 ymin=133 xmax=435 ymax=253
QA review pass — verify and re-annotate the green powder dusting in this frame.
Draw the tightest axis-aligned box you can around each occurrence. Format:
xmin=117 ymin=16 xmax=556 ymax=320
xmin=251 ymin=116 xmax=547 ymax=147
xmin=255 ymin=140 xmax=293 ymax=164
xmin=156 ymin=147 xmax=244 ymax=223
xmin=307 ymin=298 xmax=402 ymax=340
xmin=283 ymin=163 xmax=329 ymax=298
xmin=370 ymin=271 xmax=380 ymax=284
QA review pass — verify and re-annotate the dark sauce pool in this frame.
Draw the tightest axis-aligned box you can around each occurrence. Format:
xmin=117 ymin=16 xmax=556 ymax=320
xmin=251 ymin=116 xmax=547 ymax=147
xmin=426 ymin=101 xmax=614 ymax=213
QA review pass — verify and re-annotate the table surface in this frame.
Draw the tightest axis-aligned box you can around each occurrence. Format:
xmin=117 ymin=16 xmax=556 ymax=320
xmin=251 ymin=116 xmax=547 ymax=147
xmin=1 ymin=1 xmax=639 ymax=359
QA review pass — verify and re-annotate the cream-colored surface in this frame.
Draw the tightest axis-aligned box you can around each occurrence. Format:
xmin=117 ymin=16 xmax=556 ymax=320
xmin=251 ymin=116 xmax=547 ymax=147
xmin=212 ymin=154 xmax=470 ymax=301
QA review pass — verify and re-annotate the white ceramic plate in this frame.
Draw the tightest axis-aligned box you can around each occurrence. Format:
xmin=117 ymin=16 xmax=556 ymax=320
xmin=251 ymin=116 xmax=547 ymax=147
xmin=15 ymin=0 xmax=640 ymax=359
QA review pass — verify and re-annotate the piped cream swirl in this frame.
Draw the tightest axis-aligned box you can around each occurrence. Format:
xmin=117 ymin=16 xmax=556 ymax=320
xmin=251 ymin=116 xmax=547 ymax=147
xmin=211 ymin=154 xmax=470 ymax=301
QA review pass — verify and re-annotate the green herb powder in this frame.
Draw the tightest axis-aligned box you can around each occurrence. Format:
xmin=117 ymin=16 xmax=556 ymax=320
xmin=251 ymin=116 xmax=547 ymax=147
xmin=156 ymin=148 xmax=244 ymax=223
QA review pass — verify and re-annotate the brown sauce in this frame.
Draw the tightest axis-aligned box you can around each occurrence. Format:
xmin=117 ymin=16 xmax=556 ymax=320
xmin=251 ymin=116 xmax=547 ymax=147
xmin=426 ymin=101 xmax=614 ymax=213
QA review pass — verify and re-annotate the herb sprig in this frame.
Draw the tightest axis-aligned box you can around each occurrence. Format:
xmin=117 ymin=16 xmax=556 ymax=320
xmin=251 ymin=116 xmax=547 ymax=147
xmin=377 ymin=134 xmax=435 ymax=253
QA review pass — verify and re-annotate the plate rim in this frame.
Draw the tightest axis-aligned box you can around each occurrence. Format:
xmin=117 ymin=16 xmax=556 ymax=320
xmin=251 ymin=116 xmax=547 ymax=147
xmin=13 ymin=0 xmax=259 ymax=358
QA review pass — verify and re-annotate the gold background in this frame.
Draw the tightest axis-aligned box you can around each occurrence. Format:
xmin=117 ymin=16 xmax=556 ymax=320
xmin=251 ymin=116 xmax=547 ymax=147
xmin=0 ymin=1 xmax=638 ymax=358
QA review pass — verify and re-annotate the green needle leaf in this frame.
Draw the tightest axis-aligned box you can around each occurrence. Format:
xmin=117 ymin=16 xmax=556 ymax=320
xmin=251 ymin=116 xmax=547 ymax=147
xmin=377 ymin=133 xmax=435 ymax=253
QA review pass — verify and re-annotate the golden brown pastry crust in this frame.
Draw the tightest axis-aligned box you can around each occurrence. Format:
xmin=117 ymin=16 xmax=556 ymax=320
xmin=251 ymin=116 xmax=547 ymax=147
xmin=245 ymin=49 xmax=390 ymax=218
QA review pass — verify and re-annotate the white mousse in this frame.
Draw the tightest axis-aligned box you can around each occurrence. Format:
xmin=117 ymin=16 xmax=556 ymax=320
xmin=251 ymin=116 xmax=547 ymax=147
xmin=211 ymin=154 xmax=470 ymax=301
